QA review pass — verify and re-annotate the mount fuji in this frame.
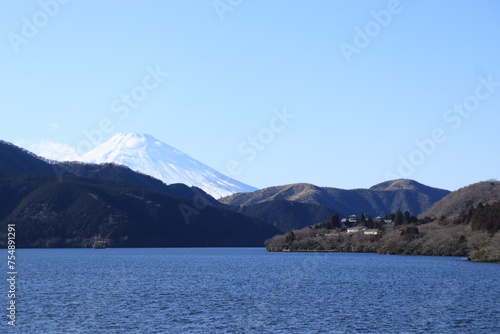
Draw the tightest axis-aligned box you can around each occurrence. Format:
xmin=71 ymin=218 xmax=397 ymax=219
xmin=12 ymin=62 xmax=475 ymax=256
xmin=77 ymin=133 xmax=257 ymax=198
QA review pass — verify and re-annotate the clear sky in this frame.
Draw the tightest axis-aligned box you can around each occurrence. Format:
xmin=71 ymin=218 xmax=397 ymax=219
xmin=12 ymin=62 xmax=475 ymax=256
xmin=1 ymin=0 xmax=499 ymax=191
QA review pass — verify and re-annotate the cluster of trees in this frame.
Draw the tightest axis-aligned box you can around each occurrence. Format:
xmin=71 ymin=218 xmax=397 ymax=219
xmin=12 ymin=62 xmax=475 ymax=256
xmin=313 ymin=213 xmax=340 ymax=230
xmin=390 ymin=210 xmax=418 ymax=226
xmin=313 ymin=210 xmax=419 ymax=230
xmin=453 ymin=201 xmax=500 ymax=234
xmin=357 ymin=213 xmax=383 ymax=229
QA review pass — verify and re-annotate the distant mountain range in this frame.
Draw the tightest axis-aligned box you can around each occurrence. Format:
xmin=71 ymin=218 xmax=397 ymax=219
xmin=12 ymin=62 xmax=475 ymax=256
xmin=0 ymin=140 xmax=278 ymax=247
xmin=77 ymin=133 xmax=257 ymax=198
xmin=3 ymin=137 xmax=491 ymax=248
xmin=220 ymin=179 xmax=450 ymax=231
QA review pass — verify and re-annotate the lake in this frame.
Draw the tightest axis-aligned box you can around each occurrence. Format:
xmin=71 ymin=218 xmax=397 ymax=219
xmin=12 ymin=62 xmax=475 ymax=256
xmin=2 ymin=248 xmax=499 ymax=333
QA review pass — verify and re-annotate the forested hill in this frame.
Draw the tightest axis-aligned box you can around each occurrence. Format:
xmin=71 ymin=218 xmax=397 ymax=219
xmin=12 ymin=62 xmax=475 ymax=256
xmin=0 ymin=172 xmax=279 ymax=248
xmin=0 ymin=140 xmax=283 ymax=247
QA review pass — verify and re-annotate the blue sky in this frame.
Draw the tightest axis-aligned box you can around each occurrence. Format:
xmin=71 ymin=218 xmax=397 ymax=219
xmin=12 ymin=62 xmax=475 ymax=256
xmin=1 ymin=0 xmax=499 ymax=191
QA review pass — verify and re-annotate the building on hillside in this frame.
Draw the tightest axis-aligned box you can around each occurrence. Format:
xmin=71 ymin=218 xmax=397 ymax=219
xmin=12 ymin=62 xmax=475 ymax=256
xmin=347 ymin=226 xmax=367 ymax=234
xmin=374 ymin=216 xmax=393 ymax=225
xmin=347 ymin=214 xmax=359 ymax=223
xmin=341 ymin=214 xmax=359 ymax=227
xmin=364 ymin=229 xmax=379 ymax=235
xmin=342 ymin=214 xmax=392 ymax=228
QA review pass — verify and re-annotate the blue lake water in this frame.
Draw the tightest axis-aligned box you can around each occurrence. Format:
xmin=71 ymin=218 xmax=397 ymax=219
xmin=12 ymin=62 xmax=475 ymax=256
xmin=1 ymin=248 xmax=499 ymax=333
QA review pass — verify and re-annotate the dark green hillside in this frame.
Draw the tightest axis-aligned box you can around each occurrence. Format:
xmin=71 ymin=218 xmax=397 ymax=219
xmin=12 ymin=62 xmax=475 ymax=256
xmin=56 ymin=161 xmax=222 ymax=207
xmin=0 ymin=141 xmax=221 ymax=208
xmin=0 ymin=173 xmax=279 ymax=248
xmin=238 ymin=200 xmax=337 ymax=232
xmin=0 ymin=140 xmax=55 ymax=174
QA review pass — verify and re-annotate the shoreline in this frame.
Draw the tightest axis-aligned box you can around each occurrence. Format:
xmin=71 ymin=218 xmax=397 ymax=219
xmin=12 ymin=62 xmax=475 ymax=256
xmin=268 ymin=248 xmax=500 ymax=263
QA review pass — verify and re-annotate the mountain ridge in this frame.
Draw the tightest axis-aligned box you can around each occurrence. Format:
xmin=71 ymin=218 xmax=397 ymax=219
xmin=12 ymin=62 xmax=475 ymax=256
xmin=0 ymin=140 xmax=224 ymax=208
xmin=77 ymin=133 xmax=257 ymax=198
xmin=220 ymin=179 xmax=450 ymax=218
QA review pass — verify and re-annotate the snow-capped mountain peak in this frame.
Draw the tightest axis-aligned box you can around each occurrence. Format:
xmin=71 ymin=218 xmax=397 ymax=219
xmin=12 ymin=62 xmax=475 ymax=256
xmin=78 ymin=133 xmax=257 ymax=198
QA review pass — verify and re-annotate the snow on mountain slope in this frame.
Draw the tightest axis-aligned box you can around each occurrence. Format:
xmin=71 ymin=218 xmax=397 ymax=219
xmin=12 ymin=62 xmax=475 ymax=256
xmin=78 ymin=133 xmax=257 ymax=198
